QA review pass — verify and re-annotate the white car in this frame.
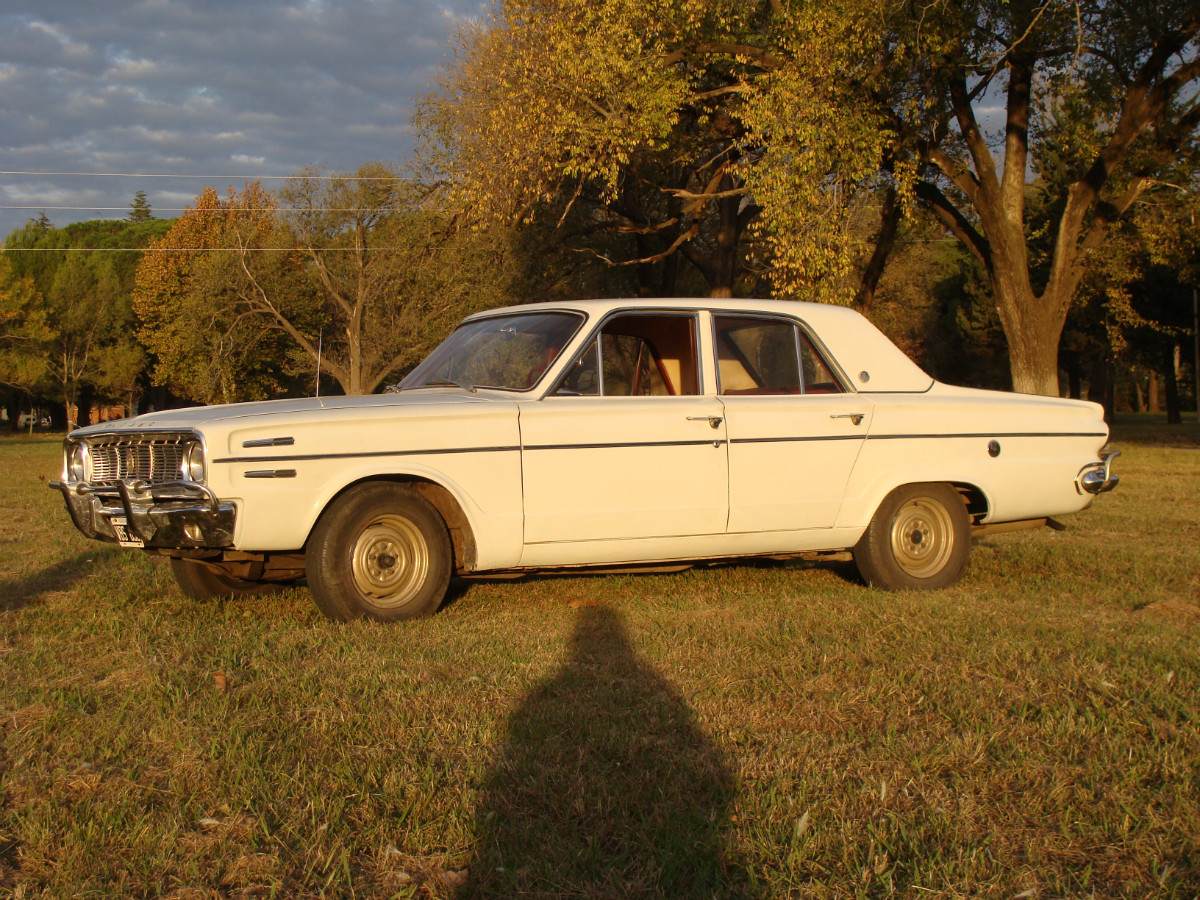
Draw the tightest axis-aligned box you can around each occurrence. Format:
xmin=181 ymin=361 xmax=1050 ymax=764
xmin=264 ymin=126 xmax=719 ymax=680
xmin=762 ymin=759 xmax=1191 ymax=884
xmin=53 ymin=298 xmax=1119 ymax=621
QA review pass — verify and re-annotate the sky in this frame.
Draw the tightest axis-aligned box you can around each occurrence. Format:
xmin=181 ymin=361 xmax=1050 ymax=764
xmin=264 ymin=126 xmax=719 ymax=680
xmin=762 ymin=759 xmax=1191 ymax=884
xmin=0 ymin=0 xmax=483 ymax=236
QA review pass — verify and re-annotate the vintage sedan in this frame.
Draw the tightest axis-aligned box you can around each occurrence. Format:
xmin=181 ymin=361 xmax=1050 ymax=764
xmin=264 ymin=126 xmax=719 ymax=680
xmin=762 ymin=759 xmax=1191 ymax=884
xmin=52 ymin=298 xmax=1119 ymax=621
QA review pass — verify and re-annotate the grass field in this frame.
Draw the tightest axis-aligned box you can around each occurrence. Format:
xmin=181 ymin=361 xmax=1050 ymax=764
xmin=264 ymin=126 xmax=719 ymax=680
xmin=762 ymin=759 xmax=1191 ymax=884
xmin=1 ymin=417 xmax=1198 ymax=897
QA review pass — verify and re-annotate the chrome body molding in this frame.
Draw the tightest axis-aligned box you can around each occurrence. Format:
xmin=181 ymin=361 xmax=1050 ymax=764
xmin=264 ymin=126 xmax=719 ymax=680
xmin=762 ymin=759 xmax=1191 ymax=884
xmin=244 ymin=469 xmax=297 ymax=479
xmin=242 ymin=436 xmax=295 ymax=448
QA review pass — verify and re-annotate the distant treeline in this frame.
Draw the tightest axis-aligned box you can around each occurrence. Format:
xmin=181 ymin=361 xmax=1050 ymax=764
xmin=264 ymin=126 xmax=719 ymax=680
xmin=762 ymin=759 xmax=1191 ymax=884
xmin=2 ymin=0 xmax=1198 ymax=426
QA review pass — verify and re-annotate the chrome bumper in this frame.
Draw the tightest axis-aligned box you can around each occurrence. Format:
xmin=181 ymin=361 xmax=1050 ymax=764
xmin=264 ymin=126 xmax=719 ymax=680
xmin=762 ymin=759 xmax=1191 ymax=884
xmin=50 ymin=479 xmax=236 ymax=549
xmin=1077 ymin=450 xmax=1120 ymax=495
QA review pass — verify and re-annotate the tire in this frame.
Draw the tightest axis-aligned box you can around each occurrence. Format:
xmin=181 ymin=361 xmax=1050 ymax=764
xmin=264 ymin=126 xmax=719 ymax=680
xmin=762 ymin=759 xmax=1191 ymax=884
xmin=169 ymin=557 xmax=280 ymax=601
xmin=305 ymin=482 xmax=452 ymax=622
xmin=852 ymin=482 xmax=970 ymax=590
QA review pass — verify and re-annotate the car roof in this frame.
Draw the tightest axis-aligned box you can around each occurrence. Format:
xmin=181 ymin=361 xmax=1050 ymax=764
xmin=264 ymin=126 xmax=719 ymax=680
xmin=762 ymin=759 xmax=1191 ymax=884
xmin=465 ymin=298 xmax=934 ymax=393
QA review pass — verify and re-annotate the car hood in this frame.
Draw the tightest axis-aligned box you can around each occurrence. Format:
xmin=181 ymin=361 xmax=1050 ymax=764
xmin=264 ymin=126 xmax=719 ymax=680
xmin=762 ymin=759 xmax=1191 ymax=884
xmin=71 ymin=389 xmax=497 ymax=437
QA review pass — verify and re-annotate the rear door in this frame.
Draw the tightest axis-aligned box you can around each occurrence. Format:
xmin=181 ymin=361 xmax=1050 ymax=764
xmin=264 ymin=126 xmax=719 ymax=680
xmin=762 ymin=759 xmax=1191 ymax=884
xmin=519 ymin=311 xmax=729 ymax=543
xmin=714 ymin=313 xmax=872 ymax=532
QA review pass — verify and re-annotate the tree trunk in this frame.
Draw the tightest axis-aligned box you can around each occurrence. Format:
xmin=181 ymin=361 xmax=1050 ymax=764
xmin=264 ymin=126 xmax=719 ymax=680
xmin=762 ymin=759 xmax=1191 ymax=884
xmin=1064 ymin=352 xmax=1082 ymax=399
xmin=1003 ymin=312 xmax=1062 ymax=395
xmin=77 ymin=383 xmax=95 ymax=429
xmin=854 ymin=187 xmax=901 ymax=309
xmin=1148 ymin=369 xmax=1160 ymax=412
xmin=994 ymin=275 xmax=1065 ymax=396
xmin=1132 ymin=370 xmax=1145 ymax=413
xmin=4 ymin=389 xmax=20 ymax=433
xmin=708 ymin=179 xmax=741 ymax=298
xmin=1164 ymin=344 xmax=1181 ymax=425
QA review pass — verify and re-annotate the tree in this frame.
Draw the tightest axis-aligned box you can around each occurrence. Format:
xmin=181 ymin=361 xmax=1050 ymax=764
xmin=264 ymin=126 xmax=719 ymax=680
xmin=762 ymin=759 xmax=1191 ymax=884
xmin=0 ymin=255 xmax=53 ymax=429
xmin=134 ymin=184 xmax=297 ymax=404
xmin=4 ymin=216 xmax=173 ymax=426
xmin=129 ymin=191 xmax=153 ymax=222
xmin=135 ymin=166 xmax=521 ymax=398
xmin=816 ymin=0 xmax=1199 ymax=395
xmin=428 ymin=1 xmax=1199 ymax=395
xmin=422 ymin=0 xmax=895 ymax=300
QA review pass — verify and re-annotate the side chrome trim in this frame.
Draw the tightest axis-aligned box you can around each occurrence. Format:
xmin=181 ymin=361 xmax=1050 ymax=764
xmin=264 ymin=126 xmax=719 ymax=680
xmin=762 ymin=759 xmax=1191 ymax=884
xmin=245 ymin=469 xmax=298 ymax=479
xmin=526 ymin=439 xmax=724 ymax=451
xmin=866 ymin=431 xmax=1107 ymax=440
xmin=213 ymin=446 xmax=521 ymax=464
xmin=731 ymin=434 xmax=863 ymax=444
xmin=242 ymin=436 xmax=295 ymax=448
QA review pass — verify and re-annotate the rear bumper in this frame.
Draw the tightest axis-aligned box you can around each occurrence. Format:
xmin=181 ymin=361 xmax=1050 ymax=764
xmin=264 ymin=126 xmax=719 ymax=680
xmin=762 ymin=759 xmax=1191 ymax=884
xmin=1076 ymin=450 xmax=1120 ymax=495
xmin=50 ymin=479 xmax=236 ymax=549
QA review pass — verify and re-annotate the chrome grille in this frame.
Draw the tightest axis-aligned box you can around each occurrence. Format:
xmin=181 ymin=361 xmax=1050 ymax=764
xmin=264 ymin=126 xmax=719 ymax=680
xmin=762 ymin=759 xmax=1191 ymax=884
xmin=86 ymin=434 xmax=191 ymax=485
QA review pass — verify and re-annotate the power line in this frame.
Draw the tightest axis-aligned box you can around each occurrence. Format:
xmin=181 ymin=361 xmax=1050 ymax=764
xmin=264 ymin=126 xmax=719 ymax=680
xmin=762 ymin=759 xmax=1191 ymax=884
xmin=1 ymin=246 xmax=404 ymax=251
xmin=0 ymin=206 xmax=398 ymax=212
xmin=0 ymin=170 xmax=400 ymax=180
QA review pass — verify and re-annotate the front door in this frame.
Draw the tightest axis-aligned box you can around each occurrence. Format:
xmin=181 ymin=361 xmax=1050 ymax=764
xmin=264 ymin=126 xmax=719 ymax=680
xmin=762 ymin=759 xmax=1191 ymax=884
xmin=519 ymin=311 xmax=729 ymax=544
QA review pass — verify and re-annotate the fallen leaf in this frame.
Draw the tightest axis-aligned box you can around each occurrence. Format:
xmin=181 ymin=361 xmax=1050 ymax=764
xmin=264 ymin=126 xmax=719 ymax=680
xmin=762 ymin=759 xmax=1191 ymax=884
xmin=793 ymin=810 xmax=811 ymax=839
xmin=436 ymin=868 xmax=469 ymax=889
xmin=212 ymin=672 xmax=229 ymax=692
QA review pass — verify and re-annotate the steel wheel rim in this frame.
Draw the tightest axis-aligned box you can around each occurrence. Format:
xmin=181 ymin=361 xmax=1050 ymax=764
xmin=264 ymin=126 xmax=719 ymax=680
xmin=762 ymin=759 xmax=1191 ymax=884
xmin=889 ymin=497 xmax=954 ymax=579
xmin=350 ymin=514 xmax=430 ymax=608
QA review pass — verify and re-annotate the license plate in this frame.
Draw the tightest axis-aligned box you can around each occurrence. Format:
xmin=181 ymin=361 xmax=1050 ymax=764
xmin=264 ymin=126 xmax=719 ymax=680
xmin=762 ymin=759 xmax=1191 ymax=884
xmin=108 ymin=515 xmax=144 ymax=549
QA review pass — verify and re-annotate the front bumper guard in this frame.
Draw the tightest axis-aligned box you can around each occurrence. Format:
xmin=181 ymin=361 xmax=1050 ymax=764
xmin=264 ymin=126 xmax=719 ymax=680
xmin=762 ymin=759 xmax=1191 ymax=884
xmin=49 ymin=478 xmax=236 ymax=549
xmin=1077 ymin=450 xmax=1120 ymax=495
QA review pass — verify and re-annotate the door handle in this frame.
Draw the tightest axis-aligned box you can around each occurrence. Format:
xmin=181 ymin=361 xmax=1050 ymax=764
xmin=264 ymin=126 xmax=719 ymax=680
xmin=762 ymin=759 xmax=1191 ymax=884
xmin=830 ymin=413 xmax=865 ymax=426
xmin=687 ymin=415 xmax=724 ymax=429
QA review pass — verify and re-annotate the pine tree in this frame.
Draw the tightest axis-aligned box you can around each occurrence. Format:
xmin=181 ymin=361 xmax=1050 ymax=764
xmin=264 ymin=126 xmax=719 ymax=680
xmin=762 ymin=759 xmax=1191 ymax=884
xmin=129 ymin=191 xmax=153 ymax=222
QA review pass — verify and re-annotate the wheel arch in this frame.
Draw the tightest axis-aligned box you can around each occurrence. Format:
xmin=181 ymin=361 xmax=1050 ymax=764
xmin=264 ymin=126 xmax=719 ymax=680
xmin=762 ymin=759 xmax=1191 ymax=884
xmin=845 ymin=477 xmax=992 ymax=530
xmin=306 ymin=473 xmax=478 ymax=573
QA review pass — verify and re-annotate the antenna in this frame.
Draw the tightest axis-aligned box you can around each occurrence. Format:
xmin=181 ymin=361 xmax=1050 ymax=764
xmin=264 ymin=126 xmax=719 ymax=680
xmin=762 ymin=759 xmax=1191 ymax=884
xmin=315 ymin=328 xmax=323 ymax=399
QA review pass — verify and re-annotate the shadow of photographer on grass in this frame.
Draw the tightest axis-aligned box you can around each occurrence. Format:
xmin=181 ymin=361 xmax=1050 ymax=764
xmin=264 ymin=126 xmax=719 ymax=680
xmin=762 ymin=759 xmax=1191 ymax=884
xmin=463 ymin=604 xmax=749 ymax=897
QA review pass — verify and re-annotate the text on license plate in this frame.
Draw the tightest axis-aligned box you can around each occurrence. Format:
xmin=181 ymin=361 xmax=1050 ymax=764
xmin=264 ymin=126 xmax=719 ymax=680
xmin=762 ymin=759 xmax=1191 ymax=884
xmin=109 ymin=516 xmax=144 ymax=548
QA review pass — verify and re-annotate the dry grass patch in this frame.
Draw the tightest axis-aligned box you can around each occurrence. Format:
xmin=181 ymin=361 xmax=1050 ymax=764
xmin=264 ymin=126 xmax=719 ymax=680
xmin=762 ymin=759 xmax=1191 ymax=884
xmin=1 ymin=417 xmax=1197 ymax=896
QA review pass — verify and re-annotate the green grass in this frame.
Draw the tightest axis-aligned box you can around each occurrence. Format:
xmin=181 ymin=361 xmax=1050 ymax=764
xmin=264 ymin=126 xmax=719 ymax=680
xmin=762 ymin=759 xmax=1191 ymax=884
xmin=1 ymin=418 xmax=1198 ymax=897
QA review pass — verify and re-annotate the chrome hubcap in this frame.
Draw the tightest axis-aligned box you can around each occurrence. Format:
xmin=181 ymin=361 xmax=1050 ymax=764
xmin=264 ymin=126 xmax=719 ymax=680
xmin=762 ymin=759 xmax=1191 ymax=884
xmin=350 ymin=514 xmax=429 ymax=608
xmin=889 ymin=497 xmax=954 ymax=578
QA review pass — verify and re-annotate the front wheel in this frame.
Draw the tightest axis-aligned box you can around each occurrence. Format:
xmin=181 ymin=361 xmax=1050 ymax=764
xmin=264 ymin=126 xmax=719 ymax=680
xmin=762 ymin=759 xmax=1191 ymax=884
xmin=853 ymin=483 xmax=970 ymax=590
xmin=305 ymin=482 xmax=452 ymax=622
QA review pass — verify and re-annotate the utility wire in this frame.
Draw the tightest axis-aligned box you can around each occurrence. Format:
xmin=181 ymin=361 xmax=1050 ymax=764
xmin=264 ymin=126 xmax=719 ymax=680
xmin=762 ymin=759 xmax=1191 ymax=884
xmin=0 ymin=206 xmax=401 ymax=212
xmin=0 ymin=170 xmax=400 ymax=180
xmin=1 ymin=246 xmax=406 ymax=251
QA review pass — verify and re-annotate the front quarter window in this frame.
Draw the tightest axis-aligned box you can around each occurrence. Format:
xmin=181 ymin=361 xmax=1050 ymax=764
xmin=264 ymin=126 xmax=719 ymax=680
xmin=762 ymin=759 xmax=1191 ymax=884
xmin=400 ymin=311 xmax=583 ymax=392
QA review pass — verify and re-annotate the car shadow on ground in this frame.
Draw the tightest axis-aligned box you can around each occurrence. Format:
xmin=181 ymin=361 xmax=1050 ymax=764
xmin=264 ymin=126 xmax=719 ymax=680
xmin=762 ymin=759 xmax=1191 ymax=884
xmin=0 ymin=548 xmax=119 ymax=613
xmin=460 ymin=604 xmax=754 ymax=897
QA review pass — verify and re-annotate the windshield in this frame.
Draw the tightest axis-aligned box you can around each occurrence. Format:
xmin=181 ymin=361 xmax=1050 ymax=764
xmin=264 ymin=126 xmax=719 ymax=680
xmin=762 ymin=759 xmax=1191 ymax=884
xmin=399 ymin=311 xmax=585 ymax=392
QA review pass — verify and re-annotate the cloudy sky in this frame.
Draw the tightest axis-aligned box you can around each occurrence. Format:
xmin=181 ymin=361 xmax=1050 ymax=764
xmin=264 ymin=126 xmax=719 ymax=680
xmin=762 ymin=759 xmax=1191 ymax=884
xmin=0 ymin=0 xmax=483 ymax=236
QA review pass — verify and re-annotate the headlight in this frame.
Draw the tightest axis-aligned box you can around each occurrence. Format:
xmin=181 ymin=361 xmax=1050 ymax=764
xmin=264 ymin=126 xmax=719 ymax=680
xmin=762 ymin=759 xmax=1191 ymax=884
xmin=67 ymin=442 xmax=89 ymax=482
xmin=181 ymin=441 xmax=207 ymax=483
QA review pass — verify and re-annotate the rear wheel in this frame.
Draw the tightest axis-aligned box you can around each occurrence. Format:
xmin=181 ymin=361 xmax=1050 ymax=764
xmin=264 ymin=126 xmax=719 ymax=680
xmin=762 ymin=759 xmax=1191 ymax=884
xmin=169 ymin=557 xmax=279 ymax=601
xmin=853 ymin=483 xmax=970 ymax=590
xmin=305 ymin=482 xmax=452 ymax=622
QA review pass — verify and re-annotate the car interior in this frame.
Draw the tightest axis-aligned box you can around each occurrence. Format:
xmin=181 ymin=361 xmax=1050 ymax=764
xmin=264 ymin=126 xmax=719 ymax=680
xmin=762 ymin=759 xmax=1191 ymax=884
xmin=552 ymin=311 xmax=843 ymax=396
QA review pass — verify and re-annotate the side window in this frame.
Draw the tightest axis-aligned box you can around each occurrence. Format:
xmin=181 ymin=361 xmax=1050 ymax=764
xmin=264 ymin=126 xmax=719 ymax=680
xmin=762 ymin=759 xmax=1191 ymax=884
xmin=799 ymin=332 xmax=843 ymax=394
xmin=715 ymin=316 xmax=801 ymax=395
xmin=714 ymin=315 xmax=845 ymax=395
xmin=602 ymin=333 xmax=672 ymax=396
xmin=552 ymin=313 xmax=700 ymax=397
